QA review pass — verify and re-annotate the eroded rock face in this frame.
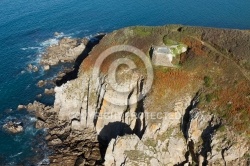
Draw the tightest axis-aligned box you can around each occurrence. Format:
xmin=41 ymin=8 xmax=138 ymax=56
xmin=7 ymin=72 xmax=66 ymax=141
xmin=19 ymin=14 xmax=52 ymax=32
xmin=47 ymin=127 xmax=102 ymax=166
xmin=54 ymin=69 xmax=145 ymax=140
xmin=185 ymin=108 xmax=249 ymax=166
xmin=26 ymin=101 xmax=102 ymax=165
xmin=103 ymin=95 xmax=249 ymax=166
xmin=104 ymin=96 xmax=191 ymax=166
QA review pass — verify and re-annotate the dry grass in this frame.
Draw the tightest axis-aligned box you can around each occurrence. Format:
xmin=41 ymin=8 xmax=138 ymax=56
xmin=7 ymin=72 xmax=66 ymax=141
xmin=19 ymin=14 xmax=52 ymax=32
xmin=144 ymin=68 xmax=196 ymax=112
xmin=215 ymin=81 xmax=250 ymax=133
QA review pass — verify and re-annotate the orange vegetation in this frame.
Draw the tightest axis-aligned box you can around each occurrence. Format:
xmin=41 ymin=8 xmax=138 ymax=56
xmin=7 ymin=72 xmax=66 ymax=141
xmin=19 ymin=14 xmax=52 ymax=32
xmin=144 ymin=68 xmax=196 ymax=112
xmin=182 ymin=37 xmax=206 ymax=56
xmin=153 ymin=69 xmax=191 ymax=92
xmin=216 ymin=81 xmax=250 ymax=132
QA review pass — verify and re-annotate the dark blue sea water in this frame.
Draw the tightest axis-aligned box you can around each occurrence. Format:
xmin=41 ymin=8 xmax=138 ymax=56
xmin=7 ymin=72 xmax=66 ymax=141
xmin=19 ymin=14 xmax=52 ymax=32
xmin=0 ymin=0 xmax=250 ymax=165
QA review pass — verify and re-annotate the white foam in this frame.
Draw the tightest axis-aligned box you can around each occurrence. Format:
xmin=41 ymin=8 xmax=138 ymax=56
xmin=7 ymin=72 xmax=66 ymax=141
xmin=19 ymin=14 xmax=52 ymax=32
xmin=29 ymin=117 xmax=37 ymax=122
xmin=40 ymin=38 xmax=59 ymax=47
xmin=54 ymin=32 xmax=65 ymax=38
xmin=25 ymin=126 xmax=38 ymax=136
xmin=37 ymin=158 xmax=50 ymax=165
xmin=21 ymin=47 xmax=41 ymax=51
xmin=10 ymin=152 xmax=23 ymax=158
xmin=25 ymin=84 xmax=31 ymax=90
xmin=39 ymin=32 xmax=74 ymax=50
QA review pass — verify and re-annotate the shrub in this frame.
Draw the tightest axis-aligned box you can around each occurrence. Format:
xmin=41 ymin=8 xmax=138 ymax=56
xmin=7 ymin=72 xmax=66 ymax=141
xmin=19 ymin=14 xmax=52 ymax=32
xmin=204 ymin=76 xmax=212 ymax=87
xmin=163 ymin=37 xmax=178 ymax=46
xmin=205 ymin=94 xmax=213 ymax=102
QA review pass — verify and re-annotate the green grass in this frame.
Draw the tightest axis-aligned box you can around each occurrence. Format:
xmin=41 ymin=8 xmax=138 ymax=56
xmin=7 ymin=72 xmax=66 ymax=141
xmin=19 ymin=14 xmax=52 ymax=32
xmin=204 ymin=76 xmax=212 ymax=87
xmin=205 ymin=93 xmax=214 ymax=102
xmin=163 ymin=38 xmax=178 ymax=46
xmin=217 ymin=125 xmax=226 ymax=132
xmin=133 ymin=27 xmax=152 ymax=37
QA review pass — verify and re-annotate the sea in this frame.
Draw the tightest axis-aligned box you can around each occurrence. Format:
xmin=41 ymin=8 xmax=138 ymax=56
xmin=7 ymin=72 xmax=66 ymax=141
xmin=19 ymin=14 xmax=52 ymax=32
xmin=0 ymin=0 xmax=250 ymax=165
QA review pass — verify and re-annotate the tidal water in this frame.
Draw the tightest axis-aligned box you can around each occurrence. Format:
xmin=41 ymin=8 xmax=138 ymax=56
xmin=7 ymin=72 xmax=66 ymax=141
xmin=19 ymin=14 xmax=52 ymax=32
xmin=0 ymin=0 xmax=250 ymax=164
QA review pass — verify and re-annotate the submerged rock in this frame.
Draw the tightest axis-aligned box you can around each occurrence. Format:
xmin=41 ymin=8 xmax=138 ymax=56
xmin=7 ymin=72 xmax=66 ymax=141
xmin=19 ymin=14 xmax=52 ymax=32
xmin=27 ymin=64 xmax=39 ymax=72
xmin=36 ymin=94 xmax=42 ymax=98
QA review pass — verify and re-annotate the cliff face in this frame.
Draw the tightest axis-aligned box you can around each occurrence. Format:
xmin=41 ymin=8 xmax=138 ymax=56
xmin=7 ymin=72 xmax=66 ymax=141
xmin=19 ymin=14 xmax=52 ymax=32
xmin=40 ymin=25 xmax=250 ymax=165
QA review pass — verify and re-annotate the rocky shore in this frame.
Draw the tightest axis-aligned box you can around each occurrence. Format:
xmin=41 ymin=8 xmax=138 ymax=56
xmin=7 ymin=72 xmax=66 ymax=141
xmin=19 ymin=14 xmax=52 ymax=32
xmin=22 ymin=101 xmax=102 ymax=165
xmin=17 ymin=25 xmax=250 ymax=165
xmin=40 ymin=37 xmax=87 ymax=67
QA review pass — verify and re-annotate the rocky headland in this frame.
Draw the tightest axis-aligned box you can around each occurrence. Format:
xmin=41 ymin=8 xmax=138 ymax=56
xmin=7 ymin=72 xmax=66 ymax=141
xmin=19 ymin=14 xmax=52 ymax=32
xmin=22 ymin=25 xmax=250 ymax=165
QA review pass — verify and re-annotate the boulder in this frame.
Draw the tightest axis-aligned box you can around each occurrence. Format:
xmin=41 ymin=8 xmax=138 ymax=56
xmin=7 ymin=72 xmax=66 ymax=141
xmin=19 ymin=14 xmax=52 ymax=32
xmin=43 ymin=65 xmax=50 ymax=71
xmin=27 ymin=64 xmax=39 ymax=72
xmin=54 ymin=32 xmax=62 ymax=37
xmin=37 ymin=80 xmax=46 ymax=87
xmin=44 ymin=88 xmax=55 ymax=95
xmin=36 ymin=94 xmax=42 ymax=98
xmin=3 ymin=121 xmax=23 ymax=133
xmin=17 ymin=105 xmax=27 ymax=110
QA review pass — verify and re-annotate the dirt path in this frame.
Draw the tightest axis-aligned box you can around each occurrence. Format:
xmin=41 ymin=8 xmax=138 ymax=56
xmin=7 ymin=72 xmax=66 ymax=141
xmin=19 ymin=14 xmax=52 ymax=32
xmin=189 ymin=35 xmax=250 ymax=82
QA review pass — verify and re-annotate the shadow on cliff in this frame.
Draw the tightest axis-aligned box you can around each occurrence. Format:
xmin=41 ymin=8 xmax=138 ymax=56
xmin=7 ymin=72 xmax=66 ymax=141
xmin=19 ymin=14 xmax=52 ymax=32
xmin=56 ymin=34 xmax=105 ymax=86
xmin=98 ymin=122 xmax=133 ymax=161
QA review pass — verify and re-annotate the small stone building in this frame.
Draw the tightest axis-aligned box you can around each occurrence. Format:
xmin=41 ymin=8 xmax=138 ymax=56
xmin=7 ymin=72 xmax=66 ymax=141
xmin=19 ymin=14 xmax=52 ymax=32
xmin=151 ymin=46 xmax=175 ymax=67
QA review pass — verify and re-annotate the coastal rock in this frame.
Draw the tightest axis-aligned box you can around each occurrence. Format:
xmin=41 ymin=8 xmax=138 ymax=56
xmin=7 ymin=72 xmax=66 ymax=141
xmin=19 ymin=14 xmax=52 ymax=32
xmin=27 ymin=64 xmax=39 ymax=72
xmin=40 ymin=37 xmax=86 ymax=66
xmin=26 ymin=101 xmax=55 ymax=126
xmin=36 ymin=94 xmax=42 ymax=98
xmin=43 ymin=65 xmax=50 ymax=71
xmin=46 ymin=125 xmax=102 ymax=165
xmin=26 ymin=100 xmax=102 ymax=165
xmin=54 ymin=32 xmax=62 ymax=37
xmin=27 ymin=101 xmax=46 ymax=112
xmin=44 ymin=88 xmax=55 ymax=95
xmin=17 ymin=104 xmax=27 ymax=110
xmin=37 ymin=80 xmax=46 ymax=87
xmin=3 ymin=121 xmax=23 ymax=133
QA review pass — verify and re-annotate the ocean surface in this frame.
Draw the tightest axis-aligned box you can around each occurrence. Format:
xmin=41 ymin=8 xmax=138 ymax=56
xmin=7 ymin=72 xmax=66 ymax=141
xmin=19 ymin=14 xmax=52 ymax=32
xmin=0 ymin=0 xmax=250 ymax=165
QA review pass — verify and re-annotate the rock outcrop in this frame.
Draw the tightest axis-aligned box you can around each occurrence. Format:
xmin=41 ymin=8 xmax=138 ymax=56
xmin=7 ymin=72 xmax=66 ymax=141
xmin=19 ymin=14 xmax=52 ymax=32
xmin=3 ymin=121 xmax=23 ymax=133
xmin=104 ymin=102 xmax=249 ymax=166
xmin=40 ymin=37 xmax=87 ymax=66
xmin=25 ymin=101 xmax=102 ymax=165
xmin=27 ymin=64 xmax=38 ymax=72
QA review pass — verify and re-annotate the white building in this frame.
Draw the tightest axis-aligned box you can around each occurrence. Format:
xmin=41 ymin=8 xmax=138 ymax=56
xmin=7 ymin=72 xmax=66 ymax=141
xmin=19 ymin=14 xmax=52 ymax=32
xmin=151 ymin=45 xmax=187 ymax=67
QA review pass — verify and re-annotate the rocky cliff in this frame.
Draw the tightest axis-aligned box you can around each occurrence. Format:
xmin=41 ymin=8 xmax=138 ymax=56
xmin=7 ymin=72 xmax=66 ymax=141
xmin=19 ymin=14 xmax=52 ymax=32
xmin=35 ymin=25 xmax=250 ymax=166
